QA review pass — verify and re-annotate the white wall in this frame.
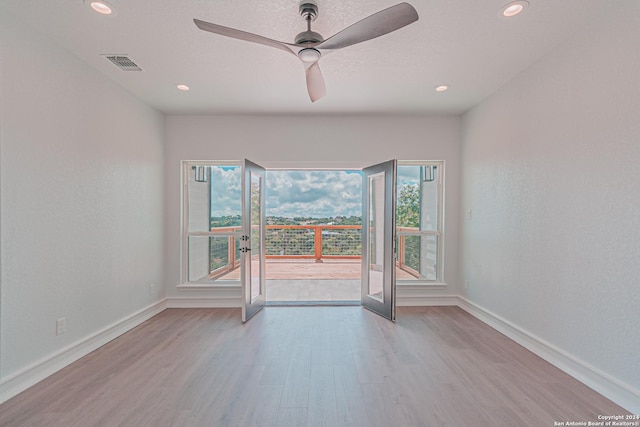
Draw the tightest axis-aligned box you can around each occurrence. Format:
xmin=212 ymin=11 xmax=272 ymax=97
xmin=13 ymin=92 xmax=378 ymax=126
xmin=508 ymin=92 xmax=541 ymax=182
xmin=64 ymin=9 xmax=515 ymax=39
xmin=461 ymin=0 xmax=640 ymax=408
xmin=0 ymin=10 xmax=165 ymax=381
xmin=164 ymin=114 xmax=461 ymax=301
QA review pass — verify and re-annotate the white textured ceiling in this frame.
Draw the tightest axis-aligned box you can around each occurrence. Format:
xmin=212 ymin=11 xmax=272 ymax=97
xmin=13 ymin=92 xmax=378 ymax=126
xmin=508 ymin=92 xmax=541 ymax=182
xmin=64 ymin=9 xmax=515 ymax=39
xmin=2 ymin=0 xmax=614 ymax=114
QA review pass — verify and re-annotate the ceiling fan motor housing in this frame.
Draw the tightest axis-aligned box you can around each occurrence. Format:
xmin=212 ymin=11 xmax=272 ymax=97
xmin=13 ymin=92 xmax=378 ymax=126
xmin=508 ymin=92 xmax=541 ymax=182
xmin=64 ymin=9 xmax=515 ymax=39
xmin=295 ymin=30 xmax=323 ymax=45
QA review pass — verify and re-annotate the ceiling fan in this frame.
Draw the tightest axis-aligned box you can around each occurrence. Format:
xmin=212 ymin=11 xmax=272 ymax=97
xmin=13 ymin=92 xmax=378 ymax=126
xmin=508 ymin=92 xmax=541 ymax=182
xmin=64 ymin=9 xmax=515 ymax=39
xmin=194 ymin=2 xmax=419 ymax=102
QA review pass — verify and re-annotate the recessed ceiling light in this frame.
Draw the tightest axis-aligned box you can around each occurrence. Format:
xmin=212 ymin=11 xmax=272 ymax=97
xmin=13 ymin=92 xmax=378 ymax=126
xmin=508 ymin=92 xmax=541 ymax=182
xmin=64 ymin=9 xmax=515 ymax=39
xmin=501 ymin=1 xmax=528 ymax=17
xmin=177 ymin=84 xmax=190 ymax=91
xmin=86 ymin=0 xmax=114 ymax=15
xmin=435 ymin=85 xmax=448 ymax=92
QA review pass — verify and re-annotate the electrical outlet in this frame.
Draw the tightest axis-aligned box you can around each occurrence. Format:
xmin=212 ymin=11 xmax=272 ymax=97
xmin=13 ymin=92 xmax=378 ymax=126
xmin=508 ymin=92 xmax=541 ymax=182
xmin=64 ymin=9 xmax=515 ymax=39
xmin=56 ymin=318 xmax=66 ymax=336
xmin=466 ymin=209 xmax=472 ymax=220
xmin=464 ymin=280 xmax=469 ymax=290
xmin=148 ymin=283 xmax=156 ymax=296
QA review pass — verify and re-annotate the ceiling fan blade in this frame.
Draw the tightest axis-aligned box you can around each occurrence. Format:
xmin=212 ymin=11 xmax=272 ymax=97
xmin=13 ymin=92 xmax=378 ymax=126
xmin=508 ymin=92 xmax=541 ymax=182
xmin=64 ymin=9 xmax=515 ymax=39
xmin=305 ymin=62 xmax=326 ymax=102
xmin=194 ymin=19 xmax=297 ymax=55
xmin=316 ymin=3 xmax=418 ymax=51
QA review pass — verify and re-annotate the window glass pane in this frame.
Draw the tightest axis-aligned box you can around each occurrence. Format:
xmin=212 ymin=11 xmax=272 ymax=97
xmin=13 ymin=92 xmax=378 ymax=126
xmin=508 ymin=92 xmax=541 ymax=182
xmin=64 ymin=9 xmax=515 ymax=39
xmin=397 ymin=165 xmax=439 ymax=232
xmin=368 ymin=172 xmax=385 ymax=302
xmin=188 ymin=235 xmax=241 ymax=282
xmin=420 ymin=167 xmax=438 ymax=231
xmin=250 ymin=173 xmax=262 ymax=300
xmin=188 ymin=235 xmax=209 ymax=281
xmin=396 ymin=166 xmax=420 ymax=229
xmin=397 ymin=235 xmax=438 ymax=281
xmin=210 ymin=165 xmax=242 ymax=229
xmin=188 ymin=166 xmax=211 ymax=232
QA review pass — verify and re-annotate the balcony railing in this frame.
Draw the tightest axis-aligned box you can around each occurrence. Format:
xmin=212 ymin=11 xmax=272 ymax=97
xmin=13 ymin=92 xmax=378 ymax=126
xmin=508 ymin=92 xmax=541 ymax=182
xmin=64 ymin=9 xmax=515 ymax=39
xmin=265 ymin=225 xmax=361 ymax=260
xmin=207 ymin=224 xmax=423 ymax=279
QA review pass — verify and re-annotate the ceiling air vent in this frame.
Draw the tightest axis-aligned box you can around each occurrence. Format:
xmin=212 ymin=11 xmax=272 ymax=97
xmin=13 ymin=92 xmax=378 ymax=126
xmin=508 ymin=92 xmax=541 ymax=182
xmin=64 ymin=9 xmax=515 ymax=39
xmin=104 ymin=55 xmax=142 ymax=71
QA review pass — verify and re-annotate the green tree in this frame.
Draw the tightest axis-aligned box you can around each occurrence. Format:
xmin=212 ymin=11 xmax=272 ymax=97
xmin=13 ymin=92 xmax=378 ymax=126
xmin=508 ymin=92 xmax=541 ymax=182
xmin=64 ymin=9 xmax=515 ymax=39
xmin=396 ymin=184 xmax=420 ymax=228
xmin=396 ymin=184 xmax=421 ymax=271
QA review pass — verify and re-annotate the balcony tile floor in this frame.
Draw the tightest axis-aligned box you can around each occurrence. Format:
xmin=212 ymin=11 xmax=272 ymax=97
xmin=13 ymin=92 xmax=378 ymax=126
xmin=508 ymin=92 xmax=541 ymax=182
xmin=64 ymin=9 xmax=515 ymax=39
xmin=267 ymin=279 xmax=360 ymax=302
xmin=217 ymin=259 xmax=417 ymax=302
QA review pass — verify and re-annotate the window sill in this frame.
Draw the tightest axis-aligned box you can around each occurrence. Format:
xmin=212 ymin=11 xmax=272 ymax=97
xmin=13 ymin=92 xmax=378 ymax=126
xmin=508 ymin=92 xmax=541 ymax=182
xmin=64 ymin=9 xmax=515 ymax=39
xmin=177 ymin=282 xmax=446 ymax=292
xmin=396 ymin=281 xmax=447 ymax=288
xmin=176 ymin=283 xmax=241 ymax=290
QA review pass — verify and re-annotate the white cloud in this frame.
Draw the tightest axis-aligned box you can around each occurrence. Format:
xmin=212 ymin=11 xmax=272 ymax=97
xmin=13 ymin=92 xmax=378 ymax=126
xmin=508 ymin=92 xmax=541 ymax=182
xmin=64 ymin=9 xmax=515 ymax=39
xmin=208 ymin=166 xmax=428 ymax=219
xmin=266 ymin=170 xmax=362 ymax=218
xmin=210 ymin=166 xmax=241 ymax=217
xmin=397 ymin=165 xmax=421 ymax=186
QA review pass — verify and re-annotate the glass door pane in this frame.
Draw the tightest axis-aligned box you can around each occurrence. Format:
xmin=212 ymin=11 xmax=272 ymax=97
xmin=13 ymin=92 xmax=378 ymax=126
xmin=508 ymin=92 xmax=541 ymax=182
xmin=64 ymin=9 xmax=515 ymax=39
xmin=361 ymin=160 xmax=397 ymax=320
xmin=242 ymin=159 xmax=266 ymax=322
xmin=368 ymin=172 xmax=385 ymax=301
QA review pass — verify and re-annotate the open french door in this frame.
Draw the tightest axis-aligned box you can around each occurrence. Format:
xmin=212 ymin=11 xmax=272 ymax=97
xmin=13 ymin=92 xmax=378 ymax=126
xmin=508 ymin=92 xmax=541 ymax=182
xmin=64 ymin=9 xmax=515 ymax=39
xmin=361 ymin=160 xmax=397 ymax=321
xmin=241 ymin=159 xmax=266 ymax=322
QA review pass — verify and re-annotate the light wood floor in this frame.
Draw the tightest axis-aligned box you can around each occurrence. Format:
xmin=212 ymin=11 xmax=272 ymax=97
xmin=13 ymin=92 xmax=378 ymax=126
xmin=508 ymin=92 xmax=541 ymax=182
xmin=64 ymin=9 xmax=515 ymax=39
xmin=0 ymin=307 xmax=628 ymax=426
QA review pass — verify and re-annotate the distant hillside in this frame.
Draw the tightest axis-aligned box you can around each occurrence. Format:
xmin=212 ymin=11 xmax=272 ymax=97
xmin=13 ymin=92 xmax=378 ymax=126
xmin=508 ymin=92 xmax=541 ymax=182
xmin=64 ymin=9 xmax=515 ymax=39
xmin=211 ymin=215 xmax=361 ymax=228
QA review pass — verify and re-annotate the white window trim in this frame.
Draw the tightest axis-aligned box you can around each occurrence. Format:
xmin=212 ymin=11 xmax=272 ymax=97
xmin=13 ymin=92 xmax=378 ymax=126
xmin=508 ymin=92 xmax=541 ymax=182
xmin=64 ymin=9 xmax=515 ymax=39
xmin=180 ymin=160 xmax=242 ymax=286
xmin=179 ymin=160 xmax=446 ymax=287
xmin=396 ymin=160 xmax=445 ymax=285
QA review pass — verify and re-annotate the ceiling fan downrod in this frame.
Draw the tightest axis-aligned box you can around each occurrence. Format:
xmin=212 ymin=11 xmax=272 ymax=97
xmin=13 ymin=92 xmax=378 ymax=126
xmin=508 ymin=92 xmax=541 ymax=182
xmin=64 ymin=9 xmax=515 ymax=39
xmin=296 ymin=1 xmax=323 ymax=45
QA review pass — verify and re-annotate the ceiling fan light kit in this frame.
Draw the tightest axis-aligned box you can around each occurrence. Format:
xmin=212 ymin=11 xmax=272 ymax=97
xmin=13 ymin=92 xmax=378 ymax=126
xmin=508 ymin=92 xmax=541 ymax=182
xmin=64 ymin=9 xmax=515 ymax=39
xmin=194 ymin=1 xmax=419 ymax=102
xmin=298 ymin=48 xmax=321 ymax=63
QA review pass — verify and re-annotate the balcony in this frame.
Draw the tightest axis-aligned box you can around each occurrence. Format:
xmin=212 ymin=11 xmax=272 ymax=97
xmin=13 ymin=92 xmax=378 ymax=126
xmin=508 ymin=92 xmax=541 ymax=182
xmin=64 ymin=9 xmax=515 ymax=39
xmin=201 ymin=224 xmax=427 ymax=301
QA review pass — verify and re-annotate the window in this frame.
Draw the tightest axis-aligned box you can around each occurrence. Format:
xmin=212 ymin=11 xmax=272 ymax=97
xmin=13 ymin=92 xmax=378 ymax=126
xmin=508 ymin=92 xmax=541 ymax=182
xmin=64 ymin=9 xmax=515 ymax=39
xmin=182 ymin=161 xmax=242 ymax=284
xmin=396 ymin=161 xmax=444 ymax=283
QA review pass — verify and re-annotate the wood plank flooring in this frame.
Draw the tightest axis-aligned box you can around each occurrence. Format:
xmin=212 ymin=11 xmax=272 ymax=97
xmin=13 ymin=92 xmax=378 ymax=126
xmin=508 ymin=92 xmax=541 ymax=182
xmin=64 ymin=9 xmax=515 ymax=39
xmin=0 ymin=307 xmax=629 ymax=426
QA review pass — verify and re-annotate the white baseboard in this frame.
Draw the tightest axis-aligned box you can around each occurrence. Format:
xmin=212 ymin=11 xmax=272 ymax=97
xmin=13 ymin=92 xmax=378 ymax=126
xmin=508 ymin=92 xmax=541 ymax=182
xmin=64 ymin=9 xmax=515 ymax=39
xmin=166 ymin=295 xmax=457 ymax=308
xmin=167 ymin=297 xmax=241 ymax=308
xmin=456 ymin=297 xmax=640 ymax=415
xmin=0 ymin=299 xmax=167 ymax=405
xmin=397 ymin=294 xmax=458 ymax=306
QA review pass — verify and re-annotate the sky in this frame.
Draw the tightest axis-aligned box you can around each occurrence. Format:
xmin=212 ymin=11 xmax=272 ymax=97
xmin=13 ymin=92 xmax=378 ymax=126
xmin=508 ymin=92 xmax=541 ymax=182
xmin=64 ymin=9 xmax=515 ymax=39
xmin=266 ymin=170 xmax=362 ymax=218
xmin=208 ymin=166 xmax=424 ymax=219
xmin=210 ymin=166 xmax=242 ymax=217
